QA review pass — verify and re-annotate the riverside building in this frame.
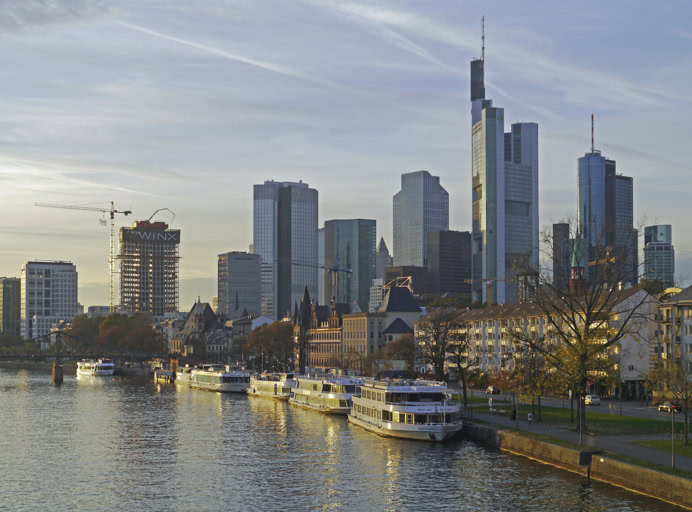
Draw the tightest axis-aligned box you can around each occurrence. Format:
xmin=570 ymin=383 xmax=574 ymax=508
xmin=20 ymin=261 xmax=78 ymax=340
xmin=119 ymin=220 xmax=180 ymax=322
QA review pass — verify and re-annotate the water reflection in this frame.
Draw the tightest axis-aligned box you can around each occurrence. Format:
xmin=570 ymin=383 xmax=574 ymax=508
xmin=0 ymin=367 xmax=682 ymax=512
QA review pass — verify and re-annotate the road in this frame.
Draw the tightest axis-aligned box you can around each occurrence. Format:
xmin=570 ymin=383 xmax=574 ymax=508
xmin=464 ymin=388 xmax=690 ymax=424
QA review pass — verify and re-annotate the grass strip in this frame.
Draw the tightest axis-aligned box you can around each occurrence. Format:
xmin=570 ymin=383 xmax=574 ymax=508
xmin=633 ymin=439 xmax=692 ymax=458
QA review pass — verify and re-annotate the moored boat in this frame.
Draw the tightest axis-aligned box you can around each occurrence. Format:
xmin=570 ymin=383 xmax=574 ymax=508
xmin=289 ymin=375 xmax=364 ymax=414
xmin=248 ymin=373 xmax=297 ymax=400
xmin=348 ymin=379 xmax=462 ymax=442
xmin=76 ymin=359 xmax=115 ymax=376
xmin=176 ymin=364 xmax=250 ymax=393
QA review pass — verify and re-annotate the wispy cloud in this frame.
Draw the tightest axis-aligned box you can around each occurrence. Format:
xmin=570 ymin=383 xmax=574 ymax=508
xmin=113 ymin=20 xmax=340 ymax=90
xmin=0 ymin=0 xmax=115 ymax=33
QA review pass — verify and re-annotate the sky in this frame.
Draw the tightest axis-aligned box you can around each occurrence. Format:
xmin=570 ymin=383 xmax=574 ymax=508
xmin=1 ymin=0 xmax=691 ymax=309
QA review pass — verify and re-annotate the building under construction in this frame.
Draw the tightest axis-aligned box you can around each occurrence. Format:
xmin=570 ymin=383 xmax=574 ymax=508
xmin=119 ymin=221 xmax=180 ymax=321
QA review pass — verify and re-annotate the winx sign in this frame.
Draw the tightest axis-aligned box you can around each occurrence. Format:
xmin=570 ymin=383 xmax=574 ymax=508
xmin=121 ymin=229 xmax=181 ymax=244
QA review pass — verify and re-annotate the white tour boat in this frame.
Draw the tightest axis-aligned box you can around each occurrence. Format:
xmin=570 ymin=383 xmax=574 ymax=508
xmin=349 ymin=379 xmax=463 ymax=442
xmin=248 ymin=373 xmax=297 ymax=400
xmin=176 ymin=364 xmax=250 ymax=393
xmin=76 ymin=359 xmax=116 ymax=376
xmin=289 ymin=375 xmax=364 ymax=414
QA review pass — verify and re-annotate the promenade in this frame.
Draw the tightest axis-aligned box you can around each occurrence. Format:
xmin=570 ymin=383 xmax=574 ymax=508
xmin=467 ymin=405 xmax=692 ymax=473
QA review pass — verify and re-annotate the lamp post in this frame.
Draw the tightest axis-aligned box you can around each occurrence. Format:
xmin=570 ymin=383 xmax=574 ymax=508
xmin=672 ymin=406 xmax=676 ymax=469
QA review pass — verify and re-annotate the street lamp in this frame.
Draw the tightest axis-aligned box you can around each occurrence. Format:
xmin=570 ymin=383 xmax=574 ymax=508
xmin=672 ymin=406 xmax=676 ymax=469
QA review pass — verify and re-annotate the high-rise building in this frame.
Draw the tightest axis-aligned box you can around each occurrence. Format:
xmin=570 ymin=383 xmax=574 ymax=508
xmin=578 ymin=149 xmax=636 ymax=286
xmin=119 ymin=221 xmax=180 ymax=321
xmin=426 ymin=230 xmax=472 ymax=299
xmin=217 ymin=252 xmax=261 ymax=318
xmin=20 ymin=261 xmax=78 ymax=339
xmin=253 ymin=180 xmax=318 ymax=319
xmin=368 ymin=278 xmax=385 ymax=313
xmin=644 ymin=225 xmax=675 ymax=288
xmin=470 ymin=53 xmax=538 ymax=304
xmin=393 ymin=170 xmax=448 ymax=267
xmin=318 ymin=227 xmax=325 ymax=305
xmin=0 ymin=277 xmax=21 ymax=337
xmin=552 ymin=223 xmax=571 ymax=292
xmin=376 ymin=237 xmax=392 ymax=280
xmin=324 ymin=219 xmax=376 ymax=308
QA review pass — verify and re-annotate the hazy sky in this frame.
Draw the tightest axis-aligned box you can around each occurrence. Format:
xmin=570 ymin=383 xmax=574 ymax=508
xmin=1 ymin=0 xmax=691 ymax=309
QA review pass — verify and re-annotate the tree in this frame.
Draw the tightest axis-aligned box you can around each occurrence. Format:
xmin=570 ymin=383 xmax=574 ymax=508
xmin=446 ymin=328 xmax=476 ymax=408
xmin=248 ymin=322 xmax=293 ymax=372
xmin=513 ymin=220 xmax=652 ymax=438
xmin=652 ymin=354 xmax=692 ymax=445
xmin=415 ymin=309 xmax=457 ymax=382
xmin=509 ymin=340 xmax=557 ymax=422
xmin=384 ymin=334 xmax=415 ymax=371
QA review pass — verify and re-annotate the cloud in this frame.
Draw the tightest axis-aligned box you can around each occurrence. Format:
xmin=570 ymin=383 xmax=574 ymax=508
xmin=0 ymin=0 xmax=115 ymax=32
xmin=113 ymin=19 xmax=341 ymax=90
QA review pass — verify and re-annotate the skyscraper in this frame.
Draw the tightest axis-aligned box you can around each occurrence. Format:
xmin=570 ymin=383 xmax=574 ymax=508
xmin=217 ymin=252 xmax=261 ymax=318
xmin=578 ymin=147 xmax=636 ymax=286
xmin=324 ymin=219 xmax=376 ymax=308
xmin=253 ymin=180 xmax=318 ymax=319
xmin=644 ymin=225 xmax=675 ymax=288
xmin=0 ymin=277 xmax=21 ymax=337
xmin=318 ymin=227 xmax=325 ymax=305
xmin=119 ymin=221 xmax=180 ymax=321
xmin=375 ymin=237 xmax=392 ymax=280
xmin=470 ymin=53 xmax=538 ymax=304
xmin=552 ymin=223 xmax=571 ymax=292
xmin=393 ymin=170 xmax=448 ymax=267
xmin=20 ymin=261 xmax=78 ymax=339
xmin=426 ymin=230 xmax=471 ymax=299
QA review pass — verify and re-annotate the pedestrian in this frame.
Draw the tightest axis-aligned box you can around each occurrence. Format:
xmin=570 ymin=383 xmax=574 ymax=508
xmin=527 ymin=412 xmax=533 ymax=425
xmin=511 ymin=408 xmax=516 ymax=421
xmin=488 ymin=397 xmax=493 ymax=414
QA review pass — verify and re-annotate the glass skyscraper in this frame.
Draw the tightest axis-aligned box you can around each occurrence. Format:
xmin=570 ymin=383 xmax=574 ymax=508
xmin=392 ymin=170 xmax=448 ymax=267
xmin=253 ymin=180 xmax=318 ymax=319
xmin=644 ymin=225 xmax=674 ymax=288
xmin=217 ymin=252 xmax=261 ymax=318
xmin=323 ymin=219 xmax=376 ymax=308
xmin=470 ymin=56 xmax=538 ymax=304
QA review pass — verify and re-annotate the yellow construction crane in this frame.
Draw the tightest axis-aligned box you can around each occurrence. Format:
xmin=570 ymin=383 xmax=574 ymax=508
xmin=34 ymin=201 xmax=132 ymax=312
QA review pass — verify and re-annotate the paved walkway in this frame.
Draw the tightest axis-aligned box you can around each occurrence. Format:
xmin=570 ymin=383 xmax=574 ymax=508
xmin=468 ymin=409 xmax=692 ymax=473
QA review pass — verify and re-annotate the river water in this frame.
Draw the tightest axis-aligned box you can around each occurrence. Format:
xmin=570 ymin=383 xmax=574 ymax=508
xmin=0 ymin=367 xmax=678 ymax=511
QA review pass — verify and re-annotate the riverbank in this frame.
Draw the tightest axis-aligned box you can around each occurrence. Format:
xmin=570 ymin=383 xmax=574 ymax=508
xmin=0 ymin=360 xmax=151 ymax=376
xmin=464 ymin=420 xmax=692 ymax=510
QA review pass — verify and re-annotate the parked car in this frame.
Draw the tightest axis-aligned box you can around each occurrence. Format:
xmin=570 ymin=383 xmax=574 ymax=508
xmin=486 ymin=386 xmax=500 ymax=395
xmin=584 ymin=395 xmax=601 ymax=406
xmin=658 ymin=402 xmax=681 ymax=413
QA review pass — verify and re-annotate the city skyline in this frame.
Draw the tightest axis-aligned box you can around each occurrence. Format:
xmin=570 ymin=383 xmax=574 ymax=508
xmin=1 ymin=1 xmax=691 ymax=308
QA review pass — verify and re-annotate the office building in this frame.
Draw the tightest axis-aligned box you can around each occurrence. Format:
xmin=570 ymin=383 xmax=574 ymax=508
xmin=0 ymin=277 xmax=21 ymax=337
xmin=385 ymin=266 xmax=431 ymax=296
xmin=470 ymin=52 xmax=538 ymax=304
xmin=20 ymin=261 xmax=78 ymax=340
xmin=369 ymin=279 xmax=385 ymax=313
xmin=552 ymin=223 xmax=571 ymax=292
xmin=393 ymin=170 xmax=448 ymax=267
xmin=119 ymin=220 xmax=180 ymax=321
xmin=426 ymin=230 xmax=472 ymax=299
xmin=324 ymin=219 xmax=376 ymax=308
xmin=318 ymin=227 xmax=325 ymax=304
xmin=376 ymin=237 xmax=392 ymax=280
xmin=644 ymin=225 xmax=675 ymax=288
xmin=578 ymin=149 xmax=636 ymax=286
xmin=253 ymin=180 xmax=318 ymax=319
xmin=218 ymin=251 xmax=261 ymax=318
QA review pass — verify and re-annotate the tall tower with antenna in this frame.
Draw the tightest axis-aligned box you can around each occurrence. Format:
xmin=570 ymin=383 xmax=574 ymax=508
xmin=470 ymin=17 xmax=539 ymax=305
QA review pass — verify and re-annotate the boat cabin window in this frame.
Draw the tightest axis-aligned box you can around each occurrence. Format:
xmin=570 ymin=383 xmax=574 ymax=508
xmin=323 ymin=384 xmax=332 ymax=392
xmin=344 ymin=385 xmax=356 ymax=394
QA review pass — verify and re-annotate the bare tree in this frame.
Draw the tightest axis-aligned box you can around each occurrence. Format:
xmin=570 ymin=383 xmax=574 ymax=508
xmin=415 ymin=309 xmax=457 ymax=382
xmin=446 ymin=326 xmax=477 ymax=408
xmin=514 ymin=219 xmax=652 ymax=437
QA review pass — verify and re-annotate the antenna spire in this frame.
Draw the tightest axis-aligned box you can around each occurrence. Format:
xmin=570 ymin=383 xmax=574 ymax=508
xmin=481 ymin=16 xmax=485 ymax=61
xmin=591 ymin=113 xmax=594 ymax=152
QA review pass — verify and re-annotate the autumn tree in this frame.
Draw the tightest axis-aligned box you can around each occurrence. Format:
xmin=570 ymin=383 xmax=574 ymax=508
xmin=513 ymin=220 xmax=652 ymax=438
xmin=652 ymin=354 xmax=692 ymax=445
xmin=445 ymin=326 xmax=476 ymax=408
xmin=415 ymin=309 xmax=457 ymax=382
xmin=384 ymin=333 xmax=415 ymax=371
xmin=247 ymin=322 xmax=293 ymax=372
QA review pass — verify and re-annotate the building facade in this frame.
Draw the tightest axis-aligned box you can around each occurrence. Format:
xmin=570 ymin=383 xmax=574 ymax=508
xmin=318 ymin=227 xmax=325 ymax=304
xmin=119 ymin=221 xmax=180 ymax=321
xmin=0 ymin=277 xmax=21 ymax=337
xmin=323 ymin=219 xmax=376 ymax=309
xmin=253 ymin=180 xmax=318 ymax=319
xmin=385 ymin=266 xmax=431 ymax=297
xmin=470 ymin=55 xmax=538 ymax=305
xmin=217 ymin=251 xmax=261 ymax=318
xmin=369 ymin=279 xmax=385 ymax=313
xmin=552 ymin=223 xmax=571 ymax=292
xmin=644 ymin=225 xmax=674 ymax=288
xmin=20 ymin=261 xmax=78 ymax=340
xmin=426 ymin=230 xmax=471 ymax=299
xmin=393 ymin=170 xmax=448 ymax=267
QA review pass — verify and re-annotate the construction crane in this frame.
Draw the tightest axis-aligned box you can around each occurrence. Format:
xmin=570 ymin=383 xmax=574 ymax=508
xmin=35 ymin=201 xmax=132 ymax=312
xmin=277 ymin=258 xmax=352 ymax=301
